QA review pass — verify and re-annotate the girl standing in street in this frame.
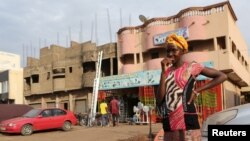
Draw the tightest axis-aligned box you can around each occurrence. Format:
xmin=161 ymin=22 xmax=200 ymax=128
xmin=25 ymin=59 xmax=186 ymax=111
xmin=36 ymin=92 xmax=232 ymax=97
xmin=157 ymin=33 xmax=227 ymax=141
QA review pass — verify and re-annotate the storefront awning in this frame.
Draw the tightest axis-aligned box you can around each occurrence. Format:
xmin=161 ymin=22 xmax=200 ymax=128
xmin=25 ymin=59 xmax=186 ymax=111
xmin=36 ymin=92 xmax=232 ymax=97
xmin=241 ymin=86 xmax=250 ymax=93
xmin=99 ymin=61 xmax=213 ymax=90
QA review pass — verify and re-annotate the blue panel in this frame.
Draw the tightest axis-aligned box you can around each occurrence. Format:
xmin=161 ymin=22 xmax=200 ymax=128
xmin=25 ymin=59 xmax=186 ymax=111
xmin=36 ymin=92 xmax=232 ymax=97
xmin=99 ymin=61 xmax=213 ymax=90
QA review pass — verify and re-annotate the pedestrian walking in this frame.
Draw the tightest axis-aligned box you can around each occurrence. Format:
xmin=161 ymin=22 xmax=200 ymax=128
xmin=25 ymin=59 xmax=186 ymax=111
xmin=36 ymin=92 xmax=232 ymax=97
xmin=100 ymin=99 xmax=108 ymax=127
xmin=109 ymin=96 xmax=119 ymax=127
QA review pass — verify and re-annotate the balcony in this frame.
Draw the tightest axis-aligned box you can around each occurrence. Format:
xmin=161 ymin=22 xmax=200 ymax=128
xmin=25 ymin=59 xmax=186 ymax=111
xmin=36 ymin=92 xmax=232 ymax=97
xmin=119 ymin=32 xmax=139 ymax=56
xmin=82 ymin=71 xmax=96 ymax=87
xmin=53 ymin=78 xmax=65 ymax=92
xmin=227 ymin=53 xmax=250 ymax=87
xmin=182 ymin=51 xmax=250 ymax=87
xmin=121 ymin=64 xmax=141 ymax=74
xmin=24 ymin=89 xmax=31 ymax=96
xmin=52 ymin=61 xmax=65 ymax=69
xmin=82 ymin=51 xmax=97 ymax=62
xmin=52 ymin=68 xmax=65 ymax=77
xmin=31 ymin=83 xmax=40 ymax=94
xmin=145 ymin=58 xmax=163 ymax=70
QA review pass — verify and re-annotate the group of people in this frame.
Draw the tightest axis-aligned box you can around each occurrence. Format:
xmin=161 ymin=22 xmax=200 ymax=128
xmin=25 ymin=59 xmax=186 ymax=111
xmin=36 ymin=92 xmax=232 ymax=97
xmin=99 ymin=96 xmax=120 ymax=127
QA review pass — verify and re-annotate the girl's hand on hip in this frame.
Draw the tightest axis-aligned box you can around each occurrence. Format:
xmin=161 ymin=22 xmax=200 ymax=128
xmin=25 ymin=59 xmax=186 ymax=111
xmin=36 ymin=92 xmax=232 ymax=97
xmin=187 ymin=90 xmax=199 ymax=105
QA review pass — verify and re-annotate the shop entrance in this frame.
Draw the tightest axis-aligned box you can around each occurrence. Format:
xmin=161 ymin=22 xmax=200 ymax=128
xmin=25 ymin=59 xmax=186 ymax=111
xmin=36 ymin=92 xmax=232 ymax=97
xmin=101 ymin=89 xmax=139 ymax=122
xmin=101 ymin=86 xmax=157 ymax=123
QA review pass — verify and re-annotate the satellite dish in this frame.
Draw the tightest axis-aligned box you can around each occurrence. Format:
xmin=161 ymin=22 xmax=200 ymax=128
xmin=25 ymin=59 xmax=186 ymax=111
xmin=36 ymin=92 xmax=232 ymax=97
xmin=139 ymin=15 xmax=147 ymax=23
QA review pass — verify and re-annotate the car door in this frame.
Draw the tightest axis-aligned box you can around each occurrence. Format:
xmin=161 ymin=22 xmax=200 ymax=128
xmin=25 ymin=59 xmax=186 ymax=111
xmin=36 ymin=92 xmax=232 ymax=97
xmin=51 ymin=109 xmax=67 ymax=128
xmin=34 ymin=109 xmax=55 ymax=130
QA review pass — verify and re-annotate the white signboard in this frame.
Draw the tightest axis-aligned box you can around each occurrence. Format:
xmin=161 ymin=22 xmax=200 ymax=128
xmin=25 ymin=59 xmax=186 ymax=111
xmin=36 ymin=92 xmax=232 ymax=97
xmin=99 ymin=70 xmax=161 ymax=90
xmin=153 ymin=27 xmax=189 ymax=46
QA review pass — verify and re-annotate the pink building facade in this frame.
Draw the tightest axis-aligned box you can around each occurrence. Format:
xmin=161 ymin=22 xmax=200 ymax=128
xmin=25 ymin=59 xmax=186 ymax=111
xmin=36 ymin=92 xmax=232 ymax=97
xmin=116 ymin=1 xmax=250 ymax=109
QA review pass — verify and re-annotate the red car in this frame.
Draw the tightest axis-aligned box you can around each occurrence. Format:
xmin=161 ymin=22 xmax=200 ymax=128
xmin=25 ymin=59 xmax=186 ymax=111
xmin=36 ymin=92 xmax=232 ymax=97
xmin=0 ymin=108 xmax=77 ymax=136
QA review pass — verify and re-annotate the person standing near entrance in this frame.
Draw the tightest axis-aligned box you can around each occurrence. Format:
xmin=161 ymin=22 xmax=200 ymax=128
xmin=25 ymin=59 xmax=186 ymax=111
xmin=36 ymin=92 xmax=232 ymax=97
xmin=157 ymin=33 xmax=227 ymax=141
xmin=100 ymin=99 xmax=108 ymax=127
xmin=109 ymin=96 xmax=119 ymax=127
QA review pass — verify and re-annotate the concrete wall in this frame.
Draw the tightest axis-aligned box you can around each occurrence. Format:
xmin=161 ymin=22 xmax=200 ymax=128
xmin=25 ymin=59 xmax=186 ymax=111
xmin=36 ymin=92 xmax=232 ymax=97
xmin=8 ymin=69 xmax=23 ymax=104
xmin=0 ymin=69 xmax=23 ymax=104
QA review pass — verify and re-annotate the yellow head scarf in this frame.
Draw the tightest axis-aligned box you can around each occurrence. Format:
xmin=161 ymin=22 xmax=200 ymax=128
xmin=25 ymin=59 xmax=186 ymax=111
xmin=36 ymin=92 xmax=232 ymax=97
xmin=165 ymin=33 xmax=188 ymax=51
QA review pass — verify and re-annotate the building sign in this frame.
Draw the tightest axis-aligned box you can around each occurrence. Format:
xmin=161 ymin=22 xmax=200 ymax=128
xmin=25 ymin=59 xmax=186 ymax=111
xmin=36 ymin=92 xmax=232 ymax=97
xmin=100 ymin=70 xmax=161 ymax=90
xmin=99 ymin=61 xmax=213 ymax=90
xmin=153 ymin=27 xmax=189 ymax=46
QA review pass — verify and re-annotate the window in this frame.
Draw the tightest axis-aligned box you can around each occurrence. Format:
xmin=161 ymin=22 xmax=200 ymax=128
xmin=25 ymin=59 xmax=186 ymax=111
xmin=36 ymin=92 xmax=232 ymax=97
xmin=41 ymin=110 xmax=53 ymax=117
xmin=217 ymin=36 xmax=226 ymax=50
xmin=241 ymin=56 xmax=244 ymax=64
xmin=53 ymin=68 xmax=65 ymax=74
xmin=232 ymin=42 xmax=236 ymax=54
xmin=237 ymin=50 xmax=241 ymax=60
xmin=69 ymin=67 xmax=73 ymax=73
xmin=188 ymin=45 xmax=194 ymax=51
xmin=47 ymin=72 xmax=50 ymax=80
xmin=31 ymin=74 xmax=39 ymax=83
xmin=151 ymin=52 xmax=159 ymax=59
xmin=25 ymin=77 xmax=31 ymax=85
xmin=0 ymin=82 xmax=2 ymax=93
xmin=83 ymin=62 xmax=95 ymax=73
xmin=245 ymin=61 xmax=249 ymax=70
xmin=53 ymin=109 xmax=66 ymax=116
xmin=2 ymin=81 xmax=8 ymax=93
xmin=136 ymin=53 xmax=140 ymax=64
xmin=122 ymin=54 xmax=134 ymax=64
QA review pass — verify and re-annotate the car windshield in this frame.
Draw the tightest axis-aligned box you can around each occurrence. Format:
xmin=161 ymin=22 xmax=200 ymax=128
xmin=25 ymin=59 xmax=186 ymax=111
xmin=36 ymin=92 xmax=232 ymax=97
xmin=22 ymin=109 xmax=42 ymax=118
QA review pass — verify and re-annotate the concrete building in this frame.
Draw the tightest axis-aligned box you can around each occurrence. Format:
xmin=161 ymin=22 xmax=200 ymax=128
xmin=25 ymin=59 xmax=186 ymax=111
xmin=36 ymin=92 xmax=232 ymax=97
xmin=118 ymin=1 xmax=249 ymax=105
xmin=0 ymin=51 xmax=23 ymax=104
xmin=98 ymin=1 xmax=250 ymax=121
xmin=23 ymin=41 xmax=117 ymax=114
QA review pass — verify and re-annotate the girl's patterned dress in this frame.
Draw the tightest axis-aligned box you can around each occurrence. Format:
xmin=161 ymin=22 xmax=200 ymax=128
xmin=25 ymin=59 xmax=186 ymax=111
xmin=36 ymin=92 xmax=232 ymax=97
xmin=161 ymin=62 xmax=204 ymax=141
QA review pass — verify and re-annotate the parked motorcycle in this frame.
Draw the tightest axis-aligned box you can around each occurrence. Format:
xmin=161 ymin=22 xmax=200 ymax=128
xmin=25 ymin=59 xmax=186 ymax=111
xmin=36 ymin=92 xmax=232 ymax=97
xmin=75 ymin=113 xmax=88 ymax=126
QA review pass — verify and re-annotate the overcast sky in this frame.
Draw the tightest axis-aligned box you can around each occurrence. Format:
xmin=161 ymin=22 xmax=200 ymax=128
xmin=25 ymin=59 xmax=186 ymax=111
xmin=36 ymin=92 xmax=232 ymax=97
xmin=0 ymin=0 xmax=249 ymax=66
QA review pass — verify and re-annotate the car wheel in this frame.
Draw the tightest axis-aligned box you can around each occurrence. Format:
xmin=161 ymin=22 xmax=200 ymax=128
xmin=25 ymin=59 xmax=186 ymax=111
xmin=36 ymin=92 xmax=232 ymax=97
xmin=21 ymin=124 xmax=33 ymax=136
xmin=62 ymin=121 xmax=72 ymax=131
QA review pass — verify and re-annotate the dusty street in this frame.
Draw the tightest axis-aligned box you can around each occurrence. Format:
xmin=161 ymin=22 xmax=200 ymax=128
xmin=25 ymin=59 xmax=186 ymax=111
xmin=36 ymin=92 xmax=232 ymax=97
xmin=0 ymin=123 xmax=162 ymax=141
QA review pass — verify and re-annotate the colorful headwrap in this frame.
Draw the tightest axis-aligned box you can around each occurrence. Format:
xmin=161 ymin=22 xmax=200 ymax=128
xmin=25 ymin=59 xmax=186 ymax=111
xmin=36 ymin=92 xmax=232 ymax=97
xmin=165 ymin=33 xmax=188 ymax=51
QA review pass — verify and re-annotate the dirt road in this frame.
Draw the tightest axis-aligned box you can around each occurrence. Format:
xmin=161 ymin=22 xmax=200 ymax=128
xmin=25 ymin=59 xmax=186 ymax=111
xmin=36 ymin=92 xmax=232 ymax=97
xmin=0 ymin=123 xmax=162 ymax=141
